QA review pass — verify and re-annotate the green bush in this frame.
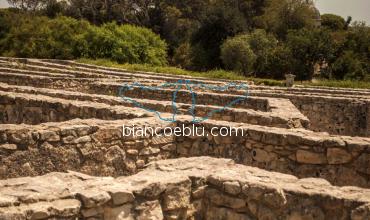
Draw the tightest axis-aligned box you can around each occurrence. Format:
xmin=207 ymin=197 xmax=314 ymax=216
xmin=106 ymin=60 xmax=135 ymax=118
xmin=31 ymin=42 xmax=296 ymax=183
xmin=332 ymin=51 xmax=367 ymax=80
xmin=286 ymin=28 xmax=336 ymax=80
xmin=220 ymin=35 xmax=256 ymax=75
xmin=84 ymin=23 xmax=167 ymax=65
xmin=172 ymin=42 xmax=193 ymax=69
xmin=0 ymin=15 xmax=89 ymax=59
xmin=263 ymin=45 xmax=293 ymax=79
xmin=247 ymin=29 xmax=278 ymax=77
xmin=220 ymin=30 xmax=292 ymax=79
xmin=0 ymin=13 xmax=167 ymax=65
xmin=321 ymin=14 xmax=346 ymax=31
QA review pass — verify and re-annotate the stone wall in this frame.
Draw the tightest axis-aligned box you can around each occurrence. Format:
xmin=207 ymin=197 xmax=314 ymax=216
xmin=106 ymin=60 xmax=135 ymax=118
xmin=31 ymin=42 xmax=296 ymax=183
xmin=175 ymin=119 xmax=370 ymax=187
xmin=96 ymin=84 xmax=270 ymax=112
xmin=248 ymin=91 xmax=370 ymax=137
xmin=1 ymin=117 xmax=369 ymax=188
xmin=0 ymin=83 xmax=309 ymax=129
xmin=0 ymin=118 xmax=173 ymax=179
xmin=285 ymin=96 xmax=368 ymax=137
xmin=0 ymin=91 xmax=150 ymax=124
xmin=1 ymin=157 xmax=369 ymax=219
xmin=2 ymin=57 xmax=368 ymax=137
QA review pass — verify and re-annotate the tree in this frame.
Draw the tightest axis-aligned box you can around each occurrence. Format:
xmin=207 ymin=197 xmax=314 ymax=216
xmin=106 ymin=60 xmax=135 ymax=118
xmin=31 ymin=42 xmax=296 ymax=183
xmin=286 ymin=28 xmax=336 ymax=80
xmin=330 ymin=22 xmax=370 ymax=80
xmin=321 ymin=14 xmax=346 ymax=30
xmin=260 ymin=0 xmax=316 ymax=38
xmin=190 ymin=0 xmax=250 ymax=70
xmin=220 ymin=34 xmax=256 ymax=75
xmin=332 ymin=51 xmax=366 ymax=80
xmin=247 ymin=29 xmax=278 ymax=75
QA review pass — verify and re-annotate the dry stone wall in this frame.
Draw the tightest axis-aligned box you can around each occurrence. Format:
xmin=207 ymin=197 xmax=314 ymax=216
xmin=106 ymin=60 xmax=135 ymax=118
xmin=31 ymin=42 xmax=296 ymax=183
xmin=1 ymin=117 xmax=369 ymax=188
xmin=1 ymin=57 xmax=370 ymax=219
xmin=0 ymin=118 xmax=174 ymax=179
xmin=0 ymin=83 xmax=309 ymax=129
xmin=250 ymin=92 xmax=370 ymax=137
xmin=0 ymin=91 xmax=150 ymax=124
xmin=1 ymin=157 xmax=370 ymax=220
xmin=175 ymin=119 xmax=370 ymax=187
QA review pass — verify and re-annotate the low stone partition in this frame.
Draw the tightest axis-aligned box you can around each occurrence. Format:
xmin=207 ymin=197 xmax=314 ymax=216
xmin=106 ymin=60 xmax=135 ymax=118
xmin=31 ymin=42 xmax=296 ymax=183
xmin=4 ymin=57 xmax=368 ymax=137
xmin=0 ymin=118 xmax=171 ymax=179
xmin=0 ymin=58 xmax=122 ymax=79
xmin=1 ymin=117 xmax=369 ymax=187
xmin=0 ymin=157 xmax=369 ymax=219
xmin=91 ymin=82 xmax=270 ymax=112
xmin=20 ymin=57 xmax=225 ymax=85
xmin=0 ymin=66 xmax=76 ymax=78
xmin=0 ymin=71 xmax=117 ymax=92
xmin=175 ymin=119 xmax=370 ymax=187
xmin=249 ymin=90 xmax=370 ymax=137
xmin=0 ymin=83 xmax=309 ymax=129
xmin=0 ymin=91 xmax=150 ymax=124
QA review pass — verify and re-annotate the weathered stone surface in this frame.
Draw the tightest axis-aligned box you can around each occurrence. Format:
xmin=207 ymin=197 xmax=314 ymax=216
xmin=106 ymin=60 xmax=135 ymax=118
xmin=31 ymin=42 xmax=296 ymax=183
xmin=1 ymin=57 xmax=370 ymax=220
xmin=0 ymin=157 xmax=367 ymax=219
xmin=0 ymin=144 xmax=17 ymax=151
xmin=296 ymin=150 xmax=327 ymax=164
xmin=327 ymin=148 xmax=352 ymax=164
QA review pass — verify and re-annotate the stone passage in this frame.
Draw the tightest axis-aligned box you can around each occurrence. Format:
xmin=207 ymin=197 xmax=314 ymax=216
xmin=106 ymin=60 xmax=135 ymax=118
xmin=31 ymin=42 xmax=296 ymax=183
xmin=0 ymin=57 xmax=370 ymax=219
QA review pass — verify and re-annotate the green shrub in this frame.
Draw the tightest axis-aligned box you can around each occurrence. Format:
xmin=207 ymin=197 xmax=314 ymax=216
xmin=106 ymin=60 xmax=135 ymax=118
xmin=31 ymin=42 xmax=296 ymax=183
xmin=321 ymin=14 xmax=346 ymax=31
xmin=0 ymin=14 xmax=167 ymax=65
xmin=172 ymin=42 xmax=192 ymax=69
xmin=0 ymin=15 xmax=90 ymax=59
xmin=332 ymin=51 xmax=367 ymax=80
xmin=247 ymin=29 xmax=279 ymax=77
xmin=263 ymin=45 xmax=293 ymax=79
xmin=286 ymin=28 xmax=336 ymax=80
xmin=85 ymin=23 xmax=167 ymax=65
xmin=220 ymin=34 xmax=256 ymax=75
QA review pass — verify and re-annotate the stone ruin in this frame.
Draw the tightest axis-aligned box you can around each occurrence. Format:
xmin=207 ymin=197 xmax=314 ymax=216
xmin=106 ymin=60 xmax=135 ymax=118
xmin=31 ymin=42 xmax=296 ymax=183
xmin=0 ymin=57 xmax=369 ymax=219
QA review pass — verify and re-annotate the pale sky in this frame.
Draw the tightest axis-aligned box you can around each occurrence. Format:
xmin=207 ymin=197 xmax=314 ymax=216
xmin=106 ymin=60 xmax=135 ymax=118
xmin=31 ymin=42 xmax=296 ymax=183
xmin=0 ymin=0 xmax=369 ymax=24
xmin=315 ymin=0 xmax=370 ymax=24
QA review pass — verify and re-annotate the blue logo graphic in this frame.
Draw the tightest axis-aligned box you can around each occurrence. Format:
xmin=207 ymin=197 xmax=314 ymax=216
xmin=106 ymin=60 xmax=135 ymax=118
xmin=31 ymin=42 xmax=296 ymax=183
xmin=118 ymin=79 xmax=249 ymax=123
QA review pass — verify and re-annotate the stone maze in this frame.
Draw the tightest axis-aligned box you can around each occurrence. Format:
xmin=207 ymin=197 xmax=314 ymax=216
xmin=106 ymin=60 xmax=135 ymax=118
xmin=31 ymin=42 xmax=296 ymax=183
xmin=0 ymin=57 xmax=369 ymax=219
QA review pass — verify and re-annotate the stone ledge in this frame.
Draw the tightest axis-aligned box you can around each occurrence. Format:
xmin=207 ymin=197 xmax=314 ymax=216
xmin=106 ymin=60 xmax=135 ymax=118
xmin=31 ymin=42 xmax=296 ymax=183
xmin=0 ymin=83 xmax=309 ymax=129
xmin=0 ymin=157 xmax=369 ymax=219
xmin=1 ymin=117 xmax=369 ymax=187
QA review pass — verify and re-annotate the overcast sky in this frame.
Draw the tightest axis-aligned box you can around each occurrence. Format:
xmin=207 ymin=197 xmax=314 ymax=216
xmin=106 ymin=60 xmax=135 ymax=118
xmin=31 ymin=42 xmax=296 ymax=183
xmin=315 ymin=0 xmax=370 ymax=24
xmin=0 ymin=0 xmax=369 ymax=24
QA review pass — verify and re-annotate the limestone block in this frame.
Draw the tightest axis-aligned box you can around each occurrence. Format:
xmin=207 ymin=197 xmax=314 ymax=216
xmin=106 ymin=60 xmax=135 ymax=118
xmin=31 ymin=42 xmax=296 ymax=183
xmin=104 ymin=204 xmax=134 ymax=220
xmin=327 ymin=148 xmax=352 ymax=164
xmin=136 ymin=200 xmax=164 ymax=220
xmin=162 ymin=180 xmax=191 ymax=211
xmin=206 ymin=189 xmax=246 ymax=209
xmin=139 ymin=147 xmax=160 ymax=156
xmin=73 ymin=136 xmax=92 ymax=144
xmin=252 ymin=149 xmax=278 ymax=163
xmin=223 ymin=181 xmax=241 ymax=195
xmin=261 ymin=188 xmax=287 ymax=208
xmin=38 ymin=130 xmax=60 ymax=142
xmin=77 ymin=190 xmax=111 ymax=208
xmin=296 ymin=150 xmax=327 ymax=164
xmin=0 ymin=143 xmax=17 ymax=151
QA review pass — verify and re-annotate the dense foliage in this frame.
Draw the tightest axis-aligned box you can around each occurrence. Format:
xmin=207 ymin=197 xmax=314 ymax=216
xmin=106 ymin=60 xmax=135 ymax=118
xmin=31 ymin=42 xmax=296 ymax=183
xmin=0 ymin=10 xmax=167 ymax=65
xmin=221 ymin=34 xmax=256 ymax=74
xmin=2 ymin=0 xmax=370 ymax=82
